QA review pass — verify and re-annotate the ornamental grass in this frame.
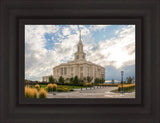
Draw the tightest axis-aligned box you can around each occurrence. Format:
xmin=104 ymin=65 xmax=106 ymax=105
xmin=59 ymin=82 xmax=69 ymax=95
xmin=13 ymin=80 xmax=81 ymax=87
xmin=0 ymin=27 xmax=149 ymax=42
xmin=118 ymin=84 xmax=135 ymax=91
xmin=52 ymin=84 xmax=57 ymax=91
xmin=35 ymin=84 xmax=40 ymax=91
xmin=47 ymin=84 xmax=57 ymax=92
xmin=57 ymin=87 xmax=69 ymax=92
xmin=47 ymin=84 xmax=53 ymax=92
xmin=25 ymin=86 xmax=38 ymax=98
xmin=84 ymin=83 xmax=92 ymax=87
xmin=39 ymin=88 xmax=47 ymax=98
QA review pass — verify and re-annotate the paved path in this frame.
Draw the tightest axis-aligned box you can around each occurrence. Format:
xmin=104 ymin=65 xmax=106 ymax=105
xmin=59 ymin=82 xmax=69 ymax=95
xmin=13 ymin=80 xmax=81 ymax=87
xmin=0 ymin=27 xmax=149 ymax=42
xmin=47 ymin=87 xmax=135 ymax=98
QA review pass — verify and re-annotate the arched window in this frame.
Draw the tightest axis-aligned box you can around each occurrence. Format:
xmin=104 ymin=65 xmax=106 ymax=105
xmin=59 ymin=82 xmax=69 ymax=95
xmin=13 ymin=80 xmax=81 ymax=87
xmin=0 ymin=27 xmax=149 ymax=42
xmin=77 ymin=55 xmax=79 ymax=59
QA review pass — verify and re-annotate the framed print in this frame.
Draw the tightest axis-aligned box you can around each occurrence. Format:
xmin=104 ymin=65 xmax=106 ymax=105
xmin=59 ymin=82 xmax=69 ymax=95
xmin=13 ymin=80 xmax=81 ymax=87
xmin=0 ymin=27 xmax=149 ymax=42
xmin=24 ymin=24 xmax=136 ymax=99
xmin=0 ymin=0 xmax=160 ymax=122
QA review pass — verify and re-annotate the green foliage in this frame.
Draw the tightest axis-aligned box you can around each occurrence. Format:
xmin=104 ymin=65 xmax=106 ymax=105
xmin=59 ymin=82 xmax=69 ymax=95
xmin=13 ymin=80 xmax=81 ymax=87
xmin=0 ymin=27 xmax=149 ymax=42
xmin=101 ymin=78 xmax=105 ymax=83
xmin=73 ymin=76 xmax=79 ymax=85
xmin=57 ymin=87 xmax=69 ymax=92
xmin=59 ymin=76 xmax=64 ymax=84
xmin=94 ymin=78 xmax=100 ymax=85
xmin=94 ymin=78 xmax=105 ymax=85
xmin=87 ymin=76 xmax=93 ymax=83
xmin=70 ymin=77 xmax=74 ymax=84
xmin=49 ymin=75 xmax=55 ymax=83
xmin=111 ymin=79 xmax=114 ymax=84
xmin=126 ymin=76 xmax=134 ymax=84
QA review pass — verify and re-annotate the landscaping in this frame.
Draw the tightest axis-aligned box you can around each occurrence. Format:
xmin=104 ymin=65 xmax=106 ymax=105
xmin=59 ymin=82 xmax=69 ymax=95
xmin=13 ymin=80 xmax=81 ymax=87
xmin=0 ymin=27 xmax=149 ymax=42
xmin=111 ymin=84 xmax=135 ymax=93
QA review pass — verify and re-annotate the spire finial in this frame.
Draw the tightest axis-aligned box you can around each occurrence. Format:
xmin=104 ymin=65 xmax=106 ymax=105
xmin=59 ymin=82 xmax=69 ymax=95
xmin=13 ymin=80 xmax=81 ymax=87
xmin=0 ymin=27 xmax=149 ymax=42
xmin=79 ymin=30 xmax=81 ymax=41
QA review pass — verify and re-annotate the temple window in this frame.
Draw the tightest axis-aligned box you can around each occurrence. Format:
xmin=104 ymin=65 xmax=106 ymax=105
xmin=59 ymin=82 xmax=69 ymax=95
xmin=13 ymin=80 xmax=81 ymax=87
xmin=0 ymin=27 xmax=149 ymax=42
xmin=64 ymin=67 xmax=67 ymax=75
xmin=61 ymin=68 xmax=63 ymax=75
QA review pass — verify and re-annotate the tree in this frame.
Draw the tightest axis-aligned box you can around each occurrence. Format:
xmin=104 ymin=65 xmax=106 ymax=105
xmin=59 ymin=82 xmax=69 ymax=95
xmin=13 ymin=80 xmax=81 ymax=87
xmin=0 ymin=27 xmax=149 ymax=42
xmin=87 ymin=76 xmax=93 ymax=83
xmin=83 ymin=77 xmax=87 ymax=82
xmin=94 ymin=78 xmax=100 ymax=85
xmin=111 ymin=79 xmax=114 ymax=84
xmin=101 ymin=78 xmax=105 ymax=84
xmin=73 ymin=76 xmax=79 ymax=85
xmin=49 ymin=75 xmax=55 ymax=83
xmin=126 ymin=76 xmax=134 ymax=84
xmin=70 ymin=77 xmax=74 ymax=84
xmin=59 ymin=76 xmax=64 ymax=84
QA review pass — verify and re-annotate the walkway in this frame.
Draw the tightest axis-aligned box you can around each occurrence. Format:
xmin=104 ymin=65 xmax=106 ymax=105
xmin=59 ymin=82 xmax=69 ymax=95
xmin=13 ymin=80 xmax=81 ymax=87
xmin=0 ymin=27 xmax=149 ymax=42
xmin=47 ymin=86 xmax=135 ymax=98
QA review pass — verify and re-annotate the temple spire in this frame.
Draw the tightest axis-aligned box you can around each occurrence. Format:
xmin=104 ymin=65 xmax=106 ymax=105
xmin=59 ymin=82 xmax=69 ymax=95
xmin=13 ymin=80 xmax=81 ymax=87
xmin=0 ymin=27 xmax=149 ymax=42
xmin=79 ymin=30 xmax=82 ymax=44
xmin=79 ymin=30 xmax=81 ymax=41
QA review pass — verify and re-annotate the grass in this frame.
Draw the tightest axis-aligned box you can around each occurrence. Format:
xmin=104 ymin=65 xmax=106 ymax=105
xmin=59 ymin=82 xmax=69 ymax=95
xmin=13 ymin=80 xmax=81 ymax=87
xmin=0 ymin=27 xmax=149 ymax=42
xmin=57 ymin=85 xmax=86 ymax=89
xmin=111 ymin=86 xmax=135 ymax=93
xmin=32 ymin=84 xmax=85 ymax=89
xmin=25 ymin=86 xmax=38 ymax=98
xmin=39 ymin=88 xmax=47 ymax=98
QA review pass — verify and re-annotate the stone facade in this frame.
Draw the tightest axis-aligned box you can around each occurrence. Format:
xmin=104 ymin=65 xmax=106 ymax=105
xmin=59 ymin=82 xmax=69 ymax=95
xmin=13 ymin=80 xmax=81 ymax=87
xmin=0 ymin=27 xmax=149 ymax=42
xmin=52 ymin=30 xmax=105 ymax=83
xmin=42 ymin=76 xmax=50 ymax=82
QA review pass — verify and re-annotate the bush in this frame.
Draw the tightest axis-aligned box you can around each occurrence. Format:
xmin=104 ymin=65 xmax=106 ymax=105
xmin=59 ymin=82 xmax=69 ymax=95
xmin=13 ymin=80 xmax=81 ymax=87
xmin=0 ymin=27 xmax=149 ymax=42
xmin=47 ymin=84 xmax=53 ymax=92
xmin=47 ymin=84 xmax=57 ymax=92
xmin=57 ymin=87 xmax=69 ymax=92
xmin=52 ymin=84 xmax=57 ymax=91
xmin=35 ymin=84 xmax=40 ymax=91
xmin=25 ymin=86 xmax=38 ymax=98
xmin=84 ymin=83 xmax=92 ymax=87
xmin=59 ymin=76 xmax=64 ymax=84
xmin=39 ymin=89 xmax=47 ymax=98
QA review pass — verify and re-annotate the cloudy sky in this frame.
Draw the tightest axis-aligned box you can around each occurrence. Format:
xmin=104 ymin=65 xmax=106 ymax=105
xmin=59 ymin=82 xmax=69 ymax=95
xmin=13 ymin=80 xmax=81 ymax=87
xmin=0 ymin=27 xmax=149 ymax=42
xmin=25 ymin=25 xmax=135 ymax=81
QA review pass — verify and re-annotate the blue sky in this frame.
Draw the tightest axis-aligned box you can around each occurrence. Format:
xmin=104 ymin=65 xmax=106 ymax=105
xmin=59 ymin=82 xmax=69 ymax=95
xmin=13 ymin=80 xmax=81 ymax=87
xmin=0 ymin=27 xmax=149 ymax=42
xmin=25 ymin=25 xmax=135 ymax=81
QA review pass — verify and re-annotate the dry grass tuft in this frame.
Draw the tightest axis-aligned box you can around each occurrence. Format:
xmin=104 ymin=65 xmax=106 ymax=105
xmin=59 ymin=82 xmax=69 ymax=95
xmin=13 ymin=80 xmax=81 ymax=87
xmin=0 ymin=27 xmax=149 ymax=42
xmin=39 ymin=88 xmax=47 ymax=98
xmin=25 ymin=86 xmax=38 ymax=98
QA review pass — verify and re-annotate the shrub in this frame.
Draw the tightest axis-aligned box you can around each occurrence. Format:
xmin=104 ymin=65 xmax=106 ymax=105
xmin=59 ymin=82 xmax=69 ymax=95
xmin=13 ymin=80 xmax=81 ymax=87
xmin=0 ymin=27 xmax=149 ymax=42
xmin=35 ymin=84 xmax=40 ymax=91
xmin=47 ymin=84 xmax=57 ymax=92
xmin=52 ymin=84 xmax=57 ymax=91
xmin=59 ymin=76 xmax=64 ymax=84
xmin=84 ymin=83 xmax=92 ymax=87
xmin=49 ymin=75 xmax=55 ymax=83
xmin=39 ymin=89 xmax=47 ymax=98
xmin=25 ymin=86 xmax=38 ymax=98
xmin=47 ymin=84 xmax=53 ymax=92
xmin=57 ymin=87 xmax=69 ymax=92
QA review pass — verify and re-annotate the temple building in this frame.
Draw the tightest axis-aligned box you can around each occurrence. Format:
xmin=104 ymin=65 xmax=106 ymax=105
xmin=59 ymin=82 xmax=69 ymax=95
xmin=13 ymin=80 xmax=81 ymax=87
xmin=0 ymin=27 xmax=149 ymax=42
xmin=42 ymin=30 xmax=105 ymax=83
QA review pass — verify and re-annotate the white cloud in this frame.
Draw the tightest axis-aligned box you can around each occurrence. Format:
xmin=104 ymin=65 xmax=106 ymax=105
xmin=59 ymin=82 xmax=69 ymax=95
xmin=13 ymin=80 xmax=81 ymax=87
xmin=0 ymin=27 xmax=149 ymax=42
xmin=86 ymin=25 xmax=135 ymax=69
xmin=89 ymin=25 xmax=110 ymax=31
xmin=62 ymin=28 xmax=71 ymax=36
xmin=25 ymin=25 xmax=135 ymax=81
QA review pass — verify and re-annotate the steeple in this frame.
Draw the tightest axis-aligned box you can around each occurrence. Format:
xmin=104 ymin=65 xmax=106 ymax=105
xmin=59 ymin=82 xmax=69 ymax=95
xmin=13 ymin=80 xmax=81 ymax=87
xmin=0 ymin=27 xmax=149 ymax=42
xmin=74 ymin=30 xmax=86 ymax=61
xmin=78 ymin=30 xmax=82 ymax=44
xmin=77 ymin=30 xmax=83 ymax=52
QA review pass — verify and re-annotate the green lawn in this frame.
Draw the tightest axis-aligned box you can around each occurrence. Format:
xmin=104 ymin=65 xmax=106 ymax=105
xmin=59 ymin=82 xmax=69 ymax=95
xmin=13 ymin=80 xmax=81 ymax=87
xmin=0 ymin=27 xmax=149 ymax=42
xmin=57 ymin=85 xmax=86 ymax=89
xmin=32 ymin=84 xmax=85 ymax=89
xmin=111 ymin=87 xmax=135 ymax=93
